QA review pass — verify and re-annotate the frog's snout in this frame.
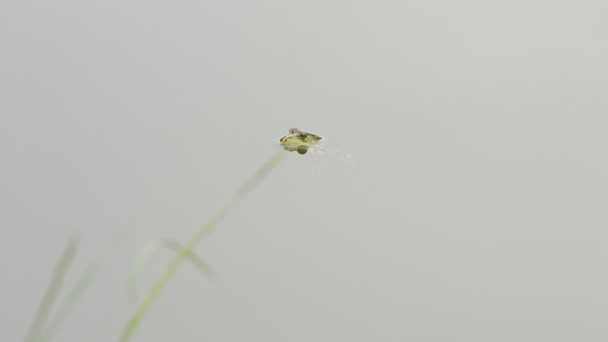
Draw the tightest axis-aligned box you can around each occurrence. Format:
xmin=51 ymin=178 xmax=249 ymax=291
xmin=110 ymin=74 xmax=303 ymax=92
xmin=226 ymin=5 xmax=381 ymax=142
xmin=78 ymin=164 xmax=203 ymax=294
xmin=279 ymin=128 xmax=321 ymax=154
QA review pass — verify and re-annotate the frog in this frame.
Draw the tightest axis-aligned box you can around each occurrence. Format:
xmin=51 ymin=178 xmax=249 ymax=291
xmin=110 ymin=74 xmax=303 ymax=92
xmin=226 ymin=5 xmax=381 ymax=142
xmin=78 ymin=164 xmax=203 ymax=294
xmin=279 ymin=128 xmax=323 ymax=155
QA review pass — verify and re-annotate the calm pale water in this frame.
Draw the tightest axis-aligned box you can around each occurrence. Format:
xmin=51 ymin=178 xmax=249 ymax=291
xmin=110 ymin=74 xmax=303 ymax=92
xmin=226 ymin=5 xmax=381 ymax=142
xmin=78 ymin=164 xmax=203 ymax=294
xmin=2 ymin=1 xmax=607 ymax=341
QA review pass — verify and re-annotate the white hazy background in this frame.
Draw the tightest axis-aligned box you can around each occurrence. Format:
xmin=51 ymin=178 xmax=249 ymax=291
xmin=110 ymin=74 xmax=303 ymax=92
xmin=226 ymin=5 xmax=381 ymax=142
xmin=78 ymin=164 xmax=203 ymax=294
xmin=2 ymin=1 xmax=607 ymax=341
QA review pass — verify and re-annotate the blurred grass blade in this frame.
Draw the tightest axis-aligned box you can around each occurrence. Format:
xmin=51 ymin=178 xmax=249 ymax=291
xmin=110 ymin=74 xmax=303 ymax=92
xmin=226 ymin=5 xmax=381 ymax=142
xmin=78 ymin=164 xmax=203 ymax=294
xmin=24 ymin=236 xmax=79 ymax=342
xmin=129 ymin=238 xmax=216 ymax=304
xmin=38 ymin=262 xmax=100 ymax=342
xmin=121 ymin=149 xmax=286 ymax=342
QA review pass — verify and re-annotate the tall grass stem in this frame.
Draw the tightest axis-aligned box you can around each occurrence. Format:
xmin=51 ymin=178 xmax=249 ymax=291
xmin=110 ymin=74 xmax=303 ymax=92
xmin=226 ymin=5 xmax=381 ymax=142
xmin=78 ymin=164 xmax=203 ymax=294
xmin=24 ymin=237 xmax=78 ymax=342
xmin=120 ymin=149 xmax=286 ymax=341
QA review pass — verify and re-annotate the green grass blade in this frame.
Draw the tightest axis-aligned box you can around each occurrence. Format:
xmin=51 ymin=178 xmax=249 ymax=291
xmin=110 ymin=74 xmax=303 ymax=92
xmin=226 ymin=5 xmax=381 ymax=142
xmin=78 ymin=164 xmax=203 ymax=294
xmin=24 ymin=236 xmax=79 ymax=342
xmin=38 ymin=261 xmax=100 ymax=342
xmin=120 ymin=149 xmax=285 ymax=342
xmin=129 ymin=238 xmax=216 ymax=304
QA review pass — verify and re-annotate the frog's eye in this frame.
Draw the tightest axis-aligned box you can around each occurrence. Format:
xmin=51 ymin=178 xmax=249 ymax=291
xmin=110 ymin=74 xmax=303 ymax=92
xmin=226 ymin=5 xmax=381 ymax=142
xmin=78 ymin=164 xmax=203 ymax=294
xmin=298 ymin=133 xmax=307 ymax=140
xmin=289 ymin=128 xmax=300 ymax=134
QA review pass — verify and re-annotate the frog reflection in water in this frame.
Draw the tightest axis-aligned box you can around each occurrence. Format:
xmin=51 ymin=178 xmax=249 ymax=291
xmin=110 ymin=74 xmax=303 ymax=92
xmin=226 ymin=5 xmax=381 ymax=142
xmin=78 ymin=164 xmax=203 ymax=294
xmin=279 ymin=128 xmax=322 ymax=155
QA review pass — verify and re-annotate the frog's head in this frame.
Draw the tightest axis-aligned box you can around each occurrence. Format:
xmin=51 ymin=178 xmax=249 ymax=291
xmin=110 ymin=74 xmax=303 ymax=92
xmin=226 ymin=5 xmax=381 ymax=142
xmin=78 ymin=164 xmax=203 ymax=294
xmin=279 ymin=128 xmax=322 ymax=155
